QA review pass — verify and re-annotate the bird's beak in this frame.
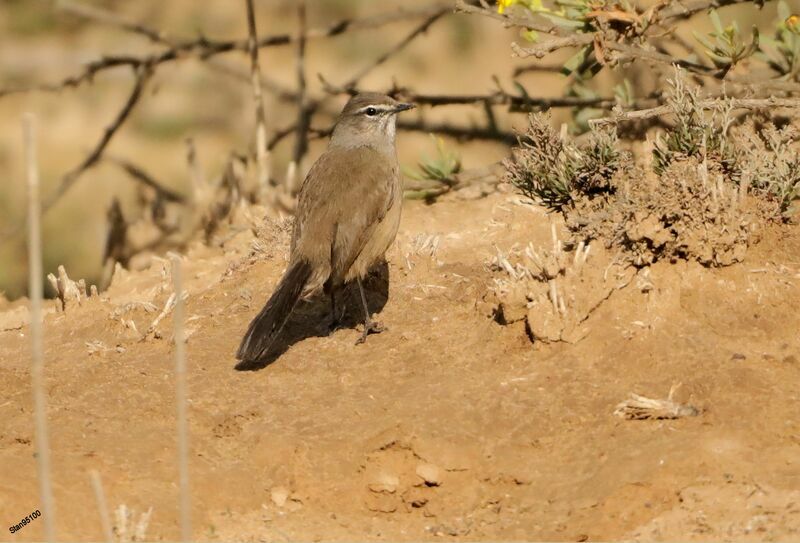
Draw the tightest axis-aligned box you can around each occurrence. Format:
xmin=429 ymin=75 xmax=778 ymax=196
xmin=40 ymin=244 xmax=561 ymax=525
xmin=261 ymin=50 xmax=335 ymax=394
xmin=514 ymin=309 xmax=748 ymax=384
xmin=393 ymin=103 xmax=415 ymax=113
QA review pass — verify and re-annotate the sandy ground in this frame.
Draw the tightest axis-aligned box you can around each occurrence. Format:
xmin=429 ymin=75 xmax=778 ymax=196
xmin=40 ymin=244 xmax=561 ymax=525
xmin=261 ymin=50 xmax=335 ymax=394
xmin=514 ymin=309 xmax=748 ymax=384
xmin=1 ymin=188 xmax=799 ymax=542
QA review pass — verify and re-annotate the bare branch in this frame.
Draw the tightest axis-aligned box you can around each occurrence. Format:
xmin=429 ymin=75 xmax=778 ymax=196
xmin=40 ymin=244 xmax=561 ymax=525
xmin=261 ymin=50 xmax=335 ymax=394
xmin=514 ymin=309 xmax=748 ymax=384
xmin=321 ymin=76 xmax=620 ymax=112
xmin=42 ymin=64 xmax=153 ymax=213
xmin=337 ymin=7 xmax=449 ymax=91
xmin=0 ymin=4 xmax=453 ymax=98
xmin=105 ymin=155 xmax=187 ymax=203
xmin=591 ymin=96 xmax=800 ymax=126
xmin=513 ymin=62 xmax=569 ymax=76
xmin=397 ymin=119 xmax=517 ymax=145
xmin=656 ymin=0 xmax=759 ymax=22
xmin=57 ymin=0 xmax=172 ymax=45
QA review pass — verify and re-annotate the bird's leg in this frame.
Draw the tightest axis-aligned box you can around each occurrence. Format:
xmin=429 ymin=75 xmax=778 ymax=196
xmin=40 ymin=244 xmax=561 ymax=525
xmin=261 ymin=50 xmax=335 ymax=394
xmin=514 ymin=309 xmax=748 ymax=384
xmin=356 ymin=277 xmax=385 ymax=345
xmin=326 ymin=282 xmax=343 ymax=333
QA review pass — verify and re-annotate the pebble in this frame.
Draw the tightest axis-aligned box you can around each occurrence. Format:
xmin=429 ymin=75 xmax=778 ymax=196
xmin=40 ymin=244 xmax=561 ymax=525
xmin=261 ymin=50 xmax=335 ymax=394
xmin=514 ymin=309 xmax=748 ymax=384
xmin=270 ymin=486 xmax=289 ymax=507
xmin=416 ymin=463 xmax=442 ymax=486
xmin=368 ymin=472 xmax=399 ymax=494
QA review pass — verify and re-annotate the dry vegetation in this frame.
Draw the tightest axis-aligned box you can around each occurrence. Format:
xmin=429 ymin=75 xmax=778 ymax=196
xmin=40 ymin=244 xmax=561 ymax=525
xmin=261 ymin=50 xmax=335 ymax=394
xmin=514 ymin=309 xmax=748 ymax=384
xmin=2 ymin=0 xmax=800 ymax=541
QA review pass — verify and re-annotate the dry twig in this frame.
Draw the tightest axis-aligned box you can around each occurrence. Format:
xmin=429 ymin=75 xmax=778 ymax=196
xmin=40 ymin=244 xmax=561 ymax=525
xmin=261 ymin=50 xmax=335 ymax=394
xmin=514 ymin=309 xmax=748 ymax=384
xmin=614 ymin=384 xmax=699 ymax=420
xmin=591 ymin=96 xmax=800 ymax=126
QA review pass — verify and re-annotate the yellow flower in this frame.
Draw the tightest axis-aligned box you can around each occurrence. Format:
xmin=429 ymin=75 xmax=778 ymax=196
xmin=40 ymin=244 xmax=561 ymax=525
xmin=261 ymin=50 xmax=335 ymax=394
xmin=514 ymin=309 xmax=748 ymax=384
xmin=787 ymin=14 xmax=800 ymax=32
xmin=497 ymin=0 xmax=517 ymax=14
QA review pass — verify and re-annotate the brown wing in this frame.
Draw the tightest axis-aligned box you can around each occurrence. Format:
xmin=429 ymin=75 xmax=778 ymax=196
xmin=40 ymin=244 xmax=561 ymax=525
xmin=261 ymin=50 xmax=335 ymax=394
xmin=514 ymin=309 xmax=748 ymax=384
xmin=291 ymin=146 xmax=396 ymax=282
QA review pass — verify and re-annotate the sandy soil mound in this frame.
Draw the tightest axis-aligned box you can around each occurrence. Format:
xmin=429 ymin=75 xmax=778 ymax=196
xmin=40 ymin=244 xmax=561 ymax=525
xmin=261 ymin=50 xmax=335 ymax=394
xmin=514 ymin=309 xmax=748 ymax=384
xmin=1 ymin=190 xmax=799 ymax=541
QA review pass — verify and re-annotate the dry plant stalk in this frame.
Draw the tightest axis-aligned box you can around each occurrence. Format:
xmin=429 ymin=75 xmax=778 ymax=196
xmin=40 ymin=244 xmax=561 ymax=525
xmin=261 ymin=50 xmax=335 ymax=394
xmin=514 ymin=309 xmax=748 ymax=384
xmin=170 ymin=254 xmax=191 ymax=542
xmin=614 ymin=384 xmax=699 ymax=420
xmin=113 ymin=504 xmax=152 ymax=543
xmin=141 ymin=291 xmax=187 ymax=341
xmin=23 ymin=113 xmax=55 ymax=542
xmin=89 ymin=469 xmax=114 ymax=543
xmin=288 ymin=1 xmax=309 ymax=198
xmin=245 ymin=0 xmax=272 ymax=203
xmin=47 ymin=264 xmax=95 ymax=310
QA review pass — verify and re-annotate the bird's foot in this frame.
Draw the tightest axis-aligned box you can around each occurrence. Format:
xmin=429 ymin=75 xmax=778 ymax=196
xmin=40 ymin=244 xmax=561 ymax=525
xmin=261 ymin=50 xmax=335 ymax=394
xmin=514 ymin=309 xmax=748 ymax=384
xmin=328 ymin=317 xmax=343 ymax=334
xmin=355 ymin=319 xmax=386 ymax=345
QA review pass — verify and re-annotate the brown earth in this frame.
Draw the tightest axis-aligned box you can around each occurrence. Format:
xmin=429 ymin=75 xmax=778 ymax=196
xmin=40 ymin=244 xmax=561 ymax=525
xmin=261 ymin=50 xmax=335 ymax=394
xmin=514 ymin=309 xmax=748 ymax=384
xmin=1 ymin=188 xmax=800 ymax=541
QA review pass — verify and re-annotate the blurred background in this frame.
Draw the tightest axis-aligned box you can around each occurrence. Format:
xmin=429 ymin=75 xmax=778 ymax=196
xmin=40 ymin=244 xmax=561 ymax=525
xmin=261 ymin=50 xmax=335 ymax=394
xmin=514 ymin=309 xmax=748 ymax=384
xmin=0 ymin=0 xmax=784 ymax=299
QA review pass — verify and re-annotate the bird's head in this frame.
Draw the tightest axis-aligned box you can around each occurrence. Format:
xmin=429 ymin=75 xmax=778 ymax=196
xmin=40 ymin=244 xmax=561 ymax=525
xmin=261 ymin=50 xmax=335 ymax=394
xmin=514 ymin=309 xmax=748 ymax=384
xmin=331 ymin=92 xmax=415 ymax=150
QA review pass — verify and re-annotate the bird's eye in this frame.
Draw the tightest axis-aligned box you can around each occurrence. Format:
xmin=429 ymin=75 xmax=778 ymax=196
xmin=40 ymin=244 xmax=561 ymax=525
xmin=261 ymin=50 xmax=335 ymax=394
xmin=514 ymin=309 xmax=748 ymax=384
xmin=365 ymin=107 xmax=378 ymax=116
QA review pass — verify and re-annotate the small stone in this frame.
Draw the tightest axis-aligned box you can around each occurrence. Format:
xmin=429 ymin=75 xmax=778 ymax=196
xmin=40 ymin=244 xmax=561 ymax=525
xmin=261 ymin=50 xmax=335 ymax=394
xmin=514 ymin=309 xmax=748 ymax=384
xmin=366 ymin=493 xmax=398 ymax=513
xmin=731 ymin=353 xmax=746 ymax=361
xmin=270 ymin=486 xmax=289 ymax=507
xmin=416 ymin=463 xmax=442 ymax=487
xmin=368 ymin=472 xmax=399 ymax=494
xmin=783 ymin=354 xmax=798 ymax=365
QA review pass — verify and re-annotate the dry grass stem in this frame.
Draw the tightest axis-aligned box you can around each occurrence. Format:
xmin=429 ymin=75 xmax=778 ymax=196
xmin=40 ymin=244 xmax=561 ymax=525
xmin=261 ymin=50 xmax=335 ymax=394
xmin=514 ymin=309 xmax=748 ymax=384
xmin=170 ymin=254 xmax=191 ymax=542
xmin=245 ymin=0 xmax=272 ymax=204
xmin=89 ymin=469 xmax=114 ymax=543
xmin=141 ymin=292 xmax=186 ymax=341
xmin=24 ymin=113 xmax=55 ymax=542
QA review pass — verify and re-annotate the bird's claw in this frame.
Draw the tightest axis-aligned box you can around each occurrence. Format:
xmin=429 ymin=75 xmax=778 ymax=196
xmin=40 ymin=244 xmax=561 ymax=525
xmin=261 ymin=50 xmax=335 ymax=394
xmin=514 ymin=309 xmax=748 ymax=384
xmin=355 ymin=320 xmax=385 ymax=345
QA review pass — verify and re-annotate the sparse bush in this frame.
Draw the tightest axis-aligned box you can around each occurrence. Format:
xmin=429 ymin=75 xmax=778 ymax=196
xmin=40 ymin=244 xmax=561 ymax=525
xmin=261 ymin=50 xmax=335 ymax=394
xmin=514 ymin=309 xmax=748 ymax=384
xmin=574 ymin=126 xmax=623 ymax=194
xmin=505 ymin=113 xmax=623 ymax=209
xmin=739 ymin=122 xmax=800 ymax=218
xmin=652 ymin=73 xmax=737 ymax=177
xmin=505 ymin=114 xmax=575 ymax=208
xmin=504 ymin=72 xmax=800 ymax=268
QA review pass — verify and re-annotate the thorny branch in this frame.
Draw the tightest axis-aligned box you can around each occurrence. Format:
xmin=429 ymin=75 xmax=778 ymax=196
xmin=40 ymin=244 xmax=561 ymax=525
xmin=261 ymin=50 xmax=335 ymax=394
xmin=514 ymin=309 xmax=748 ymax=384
xmin=57 ymin=0 xmax=172 ymax=45
xmin=0 ymin=4 xmax=454 ymax=98
xmin=321 ymin=75 xmax=626 ymax=111
xmin=43 ymin=64 xmax=154 ymax=214
xmin=591 ymin=96 xmax=800 ymax=126
xmin=333 ymin=7 xmax=450 ymax=92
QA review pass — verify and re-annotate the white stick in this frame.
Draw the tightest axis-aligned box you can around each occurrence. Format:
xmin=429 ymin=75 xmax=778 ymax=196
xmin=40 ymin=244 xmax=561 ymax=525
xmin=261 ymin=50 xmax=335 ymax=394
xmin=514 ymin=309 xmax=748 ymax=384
xmin=89 ymin=470 xmax=113 ymax=543
xmin=24 ymin=113 xmax=56 ymax=542
xmin=170 ymin=254 xmax=191 ymax=542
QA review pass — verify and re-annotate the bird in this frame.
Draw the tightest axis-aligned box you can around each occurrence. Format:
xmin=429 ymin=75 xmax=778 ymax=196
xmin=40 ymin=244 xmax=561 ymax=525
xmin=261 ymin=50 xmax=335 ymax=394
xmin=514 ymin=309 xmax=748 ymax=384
xmin=236 ymin=92 xmax=415 ymax=363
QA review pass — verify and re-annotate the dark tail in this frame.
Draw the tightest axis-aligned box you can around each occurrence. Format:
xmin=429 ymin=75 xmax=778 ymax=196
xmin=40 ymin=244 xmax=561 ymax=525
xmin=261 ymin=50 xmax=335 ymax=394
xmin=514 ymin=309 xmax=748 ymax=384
xmin=236 ymin=259 xmax=313 ymax=362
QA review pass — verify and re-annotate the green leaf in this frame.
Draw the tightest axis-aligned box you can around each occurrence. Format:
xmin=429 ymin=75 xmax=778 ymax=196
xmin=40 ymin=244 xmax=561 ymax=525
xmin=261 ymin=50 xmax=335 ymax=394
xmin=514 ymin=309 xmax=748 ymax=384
xmin=693 ymin=30 xmax=718 ymax=52
xmin=561 ymin=46 xmax=589 ymax=75
xmin=778 ymin=0 xmax=790 ymax=21
xmin=710 ymin=10 xmax=723 ymax=34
